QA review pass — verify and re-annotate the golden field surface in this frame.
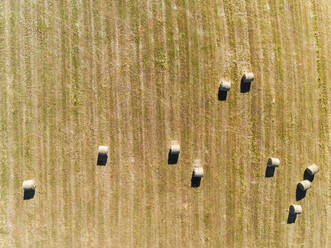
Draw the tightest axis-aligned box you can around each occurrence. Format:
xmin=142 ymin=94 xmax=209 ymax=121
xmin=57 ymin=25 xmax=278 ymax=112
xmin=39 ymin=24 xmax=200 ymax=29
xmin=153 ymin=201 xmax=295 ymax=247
xmin=0 ymin=0 xmax=330 ymax=247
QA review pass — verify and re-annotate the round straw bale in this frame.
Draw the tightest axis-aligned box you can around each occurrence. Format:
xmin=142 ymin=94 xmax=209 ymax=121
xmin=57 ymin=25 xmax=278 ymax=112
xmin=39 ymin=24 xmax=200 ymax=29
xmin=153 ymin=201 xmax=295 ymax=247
xmin=170 ymin=141 xmax=180 ymax=155
xmin=193 ymin=167 xmax=204 ymax=177
xmin=243 ymin=72 xmax=254 ymax=83
xmin=289 ymin=204 xmax=302 ymax=215
xmin=267 ymin=157 xmax=280 ymax=167
xmin=306 ymin=164 xmax=319 ymax=176
xmin=219 ymin=80 xmax=231 ymax=91
xmin=298 ymin=180 xmax=312 ymax=191
xmin=98 ymin=146 xmax=109 ymax=155
xmin=22 ymin=180 xmax=36 ymax=190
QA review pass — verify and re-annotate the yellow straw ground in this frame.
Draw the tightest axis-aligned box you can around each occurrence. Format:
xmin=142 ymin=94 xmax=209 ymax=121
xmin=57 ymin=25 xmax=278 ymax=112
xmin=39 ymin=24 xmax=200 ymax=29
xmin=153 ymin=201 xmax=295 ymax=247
xmin=0 ymin=0 xmax=329 ymax=247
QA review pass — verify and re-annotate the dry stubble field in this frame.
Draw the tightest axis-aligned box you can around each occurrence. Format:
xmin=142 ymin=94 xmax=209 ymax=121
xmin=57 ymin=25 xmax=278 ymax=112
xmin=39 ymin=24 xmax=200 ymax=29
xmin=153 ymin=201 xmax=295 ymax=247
xmin=0 ymin=0 xmax=330 ymax=247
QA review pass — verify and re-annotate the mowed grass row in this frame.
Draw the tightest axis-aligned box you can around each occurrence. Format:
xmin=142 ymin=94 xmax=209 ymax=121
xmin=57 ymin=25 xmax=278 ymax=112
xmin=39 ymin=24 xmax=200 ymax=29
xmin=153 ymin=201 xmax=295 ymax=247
xmin=0 ymin=0 xmax=329 ymax=247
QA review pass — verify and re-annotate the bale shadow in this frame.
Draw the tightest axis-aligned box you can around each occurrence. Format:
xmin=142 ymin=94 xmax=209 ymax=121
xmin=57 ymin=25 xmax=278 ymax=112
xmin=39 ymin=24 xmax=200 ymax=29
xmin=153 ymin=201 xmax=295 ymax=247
xmin=97 ymin=153 xmax=108 ymax=166
xmin=303 ymin=169 xmax=314 ymax=182
xmin=240 ymin=78 xmax=251 ymax=93
xmin=218 ymin=89 xmax=228 ymax=101
xmin=296 ymin=184 xmax=306 ymax=201
xmin=24 ymin=189 xmax=35 ymax=200
xmin=191 ymin=172 xmax=201 ymax=188
xmin=265 ymin=166 xmax=275 ymax=177
xmin=168 ymin=150 xmax=179 ymax=164
xmin=287 ymin=213 xmax=297 ymax=224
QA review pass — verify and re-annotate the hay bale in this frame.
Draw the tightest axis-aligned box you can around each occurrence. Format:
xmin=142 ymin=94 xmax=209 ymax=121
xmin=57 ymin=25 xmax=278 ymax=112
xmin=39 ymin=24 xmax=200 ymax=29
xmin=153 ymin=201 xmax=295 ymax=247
xmin=289 ymin=204 xmax=302 ymax=215
xmin=98 ymin=146 xmax=109 ymax=154
xmin=97 ymin=145 xmax=109 ymax=166
xmin=219 ymin=80 xmax=231 ymax=91
xmin=306 ymin=164 xmax=319 ymax=176
xmin=267 ymin=157 xmax=280 ymax=167
xmin=298 ymin=180 xmax=312 ymax=191
xmin=193 ymin=167 xmax=204 ymax=178
xmin=193 ymin=159 xmax=203 ymax=177
xmin=168 ymin=141 xmax=180 ymax=164
xmin=191 ymin=159 xmax=203 ymax=187
xmin=169 ymin=141 xmax=180 ymax=156
xmin=22 ymin=180 xmax=36 ymax=190
xmin=22 ymin=180 xmax=36 ymax=200
xmin=242 ymin=72 xmax=254 ymax=83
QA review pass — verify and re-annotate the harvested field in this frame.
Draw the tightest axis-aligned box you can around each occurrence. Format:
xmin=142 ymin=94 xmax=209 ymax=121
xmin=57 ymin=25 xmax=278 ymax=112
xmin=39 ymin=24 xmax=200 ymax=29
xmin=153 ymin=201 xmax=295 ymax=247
xmin=0 ymin=0 xmax=330 ymax=247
